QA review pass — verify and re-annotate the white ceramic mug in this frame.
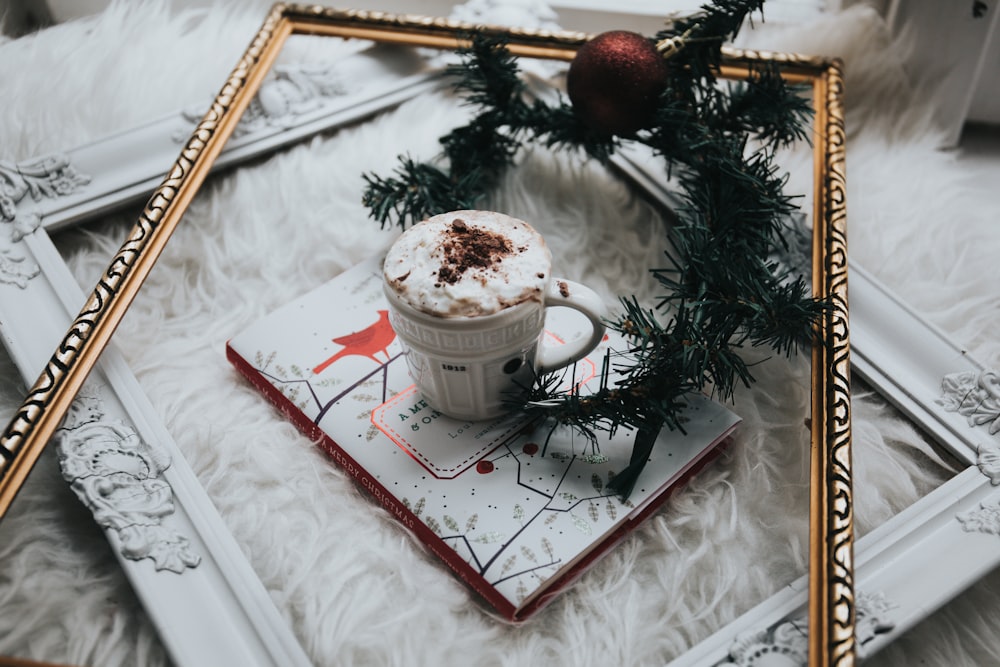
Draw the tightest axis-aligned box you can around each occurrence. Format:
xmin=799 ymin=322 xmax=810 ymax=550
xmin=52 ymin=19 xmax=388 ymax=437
xmin=382 ymin=210 xmax=606 ymax=421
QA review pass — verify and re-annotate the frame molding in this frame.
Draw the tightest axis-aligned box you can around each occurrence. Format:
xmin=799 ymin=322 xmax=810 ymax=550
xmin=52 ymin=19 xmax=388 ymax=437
xmin=4 ymin=229 xmax=314 ymax=666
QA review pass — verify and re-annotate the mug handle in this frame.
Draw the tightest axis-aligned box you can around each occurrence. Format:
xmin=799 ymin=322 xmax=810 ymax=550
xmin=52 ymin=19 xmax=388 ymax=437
xmin=536 ymin=279 xmax=607 ymax=373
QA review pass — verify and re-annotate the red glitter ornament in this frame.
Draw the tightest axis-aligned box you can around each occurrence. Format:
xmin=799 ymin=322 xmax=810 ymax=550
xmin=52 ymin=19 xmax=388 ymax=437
xmin=567 ymin=30 xmax=669 ymax=136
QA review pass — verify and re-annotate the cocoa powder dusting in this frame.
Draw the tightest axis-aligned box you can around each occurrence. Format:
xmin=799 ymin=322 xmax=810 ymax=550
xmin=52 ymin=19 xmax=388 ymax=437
xmin=436 ymin=218 xmax=513 ymax=285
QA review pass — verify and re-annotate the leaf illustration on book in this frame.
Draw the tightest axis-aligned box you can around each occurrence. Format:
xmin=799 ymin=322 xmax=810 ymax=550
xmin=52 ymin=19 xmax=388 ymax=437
xmin=466 ymin=514 xmax=479 ymax=532
xmin=444 ymin=515 xmax=460 ymax=532
xmin=513 ymin=504 xmax=525 ymax=522
xmin=544 ymin=513 xmax=559 ymax=525
xmin=582 ymin=453 xmax=609 ymax=464
xmin=352 ymin=393 xmax=382 ymax=404
xmin=588 ymin=501 xmax=600 ymax=523
xmin=521 ymin=546 xmax=537 ymax=563
xmin=349 ymin=273 xmax=378 ymax=295
xmin=412 ymin=497 xmax=425 ymax=518
xmin=541 ymin=537 xmax=554 ymax=560
xmin=289 ymin=364 xmax=304 ymax=378
xmin=425 ymin=516 xmax=441 ymax=535
xmin=560 ymin=492 xmax=578 ymax=503
xmin=500 ymin=554 xmax=517 ymax=576
xmin=279 ymin=386 xmax=300 ymax=405
xmin=473 ymin=531 xmax=504 ymax=544
xmin=257 ymin=349 xmax=275 ymax=370
xmin=606 ymin=500 xmax=618 ymax=521
xmin=364 ymin=424 xmax=380 ymax=442
xmin=516 ymin=579 xmax=528 ymax=602
xmin=591 ymin=473 xmax=603 ymax=493
xmin=548 ymin=452 xmax=571 ymax=461
xmin=275 ymin=364 xmax=287 ymax=377
xmin=571 ymin=513 xmax=592 ymax=535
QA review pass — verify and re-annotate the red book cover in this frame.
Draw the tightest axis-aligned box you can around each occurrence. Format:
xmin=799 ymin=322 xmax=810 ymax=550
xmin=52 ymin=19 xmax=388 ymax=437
xmin=226 ymin=256 xmax=740 ymax=621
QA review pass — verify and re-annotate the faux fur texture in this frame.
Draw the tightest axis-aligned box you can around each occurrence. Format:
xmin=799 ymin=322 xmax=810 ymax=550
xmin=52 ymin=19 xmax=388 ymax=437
xmin=0 ymin=2 xmax=997 ymax=666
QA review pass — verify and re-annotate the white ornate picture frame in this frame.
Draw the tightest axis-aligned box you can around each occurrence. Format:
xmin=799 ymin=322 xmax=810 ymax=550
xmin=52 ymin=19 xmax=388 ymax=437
xmin=3 ymin=4 xmax=993 ymax=666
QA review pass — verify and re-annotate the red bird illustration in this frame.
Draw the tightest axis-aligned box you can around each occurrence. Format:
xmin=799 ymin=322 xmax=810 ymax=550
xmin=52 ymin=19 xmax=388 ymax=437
xmin=313 ymin=309 xmax=396 ymax=374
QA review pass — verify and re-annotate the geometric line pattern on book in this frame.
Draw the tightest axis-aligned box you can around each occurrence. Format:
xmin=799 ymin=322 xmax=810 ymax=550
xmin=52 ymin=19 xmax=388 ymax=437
xmin=372 ymin=385 xmax=526 ymax=478
xmin=372 ymin=346 xmax=597 ymax=478
xmin=250 ymin=347 xmax=404 ymax=424
xmin=404 ymin=440 xmax=630 ymax=605
xmin=54 ymin=386 xmax=201 ymax=573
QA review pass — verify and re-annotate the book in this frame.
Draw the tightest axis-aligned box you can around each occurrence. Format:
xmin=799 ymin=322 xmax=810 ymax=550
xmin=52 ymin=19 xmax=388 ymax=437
xmin=226 ymin=255 xmax=741 ymax=622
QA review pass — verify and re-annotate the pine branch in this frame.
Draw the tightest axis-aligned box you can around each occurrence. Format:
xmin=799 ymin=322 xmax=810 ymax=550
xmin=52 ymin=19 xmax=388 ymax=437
xmin=655 ymin=0 xmax=767 ymax=81
xmin=362 ymin=0 xmax=826 ymax=496
xmin=362 ymin=157 xmax=486 ymax=228
xmin=719 ymin=64 xmax=814 ymax=148
xmin=361 ymin=34 xmax=622 ymax=230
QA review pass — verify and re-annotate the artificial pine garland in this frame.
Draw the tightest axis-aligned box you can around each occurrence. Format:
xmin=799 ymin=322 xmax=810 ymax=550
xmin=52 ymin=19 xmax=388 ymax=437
xmin=362 ymin=0 xmax=827 ymax=497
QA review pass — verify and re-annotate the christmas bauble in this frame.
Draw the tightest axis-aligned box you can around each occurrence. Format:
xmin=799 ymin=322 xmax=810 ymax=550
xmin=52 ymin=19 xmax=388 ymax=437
xmin=567 ymin=30 xmax=669 ymax=136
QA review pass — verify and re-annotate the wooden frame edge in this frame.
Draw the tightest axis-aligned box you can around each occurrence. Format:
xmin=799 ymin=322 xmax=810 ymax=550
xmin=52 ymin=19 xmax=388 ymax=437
xmin=809 ymin=57 xmax=854 ymax=666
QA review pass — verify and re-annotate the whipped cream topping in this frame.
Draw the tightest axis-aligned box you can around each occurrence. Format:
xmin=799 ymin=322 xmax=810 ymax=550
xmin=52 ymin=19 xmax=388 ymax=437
xmin=383 ymin=210 xmax=551 ymax=317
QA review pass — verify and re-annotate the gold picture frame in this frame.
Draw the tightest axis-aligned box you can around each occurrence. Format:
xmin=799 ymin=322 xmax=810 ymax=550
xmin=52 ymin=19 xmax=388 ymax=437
xmin=0 ymin=4 xmax=851 ymax=664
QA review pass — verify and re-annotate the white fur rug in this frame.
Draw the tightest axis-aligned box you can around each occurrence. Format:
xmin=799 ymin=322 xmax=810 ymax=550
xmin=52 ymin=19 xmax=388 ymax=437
xmin=1 ymin=2 xmax=998 ymax=666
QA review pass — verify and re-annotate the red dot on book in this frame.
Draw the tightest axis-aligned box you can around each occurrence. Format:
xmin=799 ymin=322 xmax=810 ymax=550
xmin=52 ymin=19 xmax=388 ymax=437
xmin=522 ymin=443 xmax=539 ymax=456
xmin=476 ymin=460 xmax=495 ymax=474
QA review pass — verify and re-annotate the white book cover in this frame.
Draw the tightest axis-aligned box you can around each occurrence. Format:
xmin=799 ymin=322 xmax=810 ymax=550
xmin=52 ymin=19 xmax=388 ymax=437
xmin=226 ymin=255 xmax=741 ymax=621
